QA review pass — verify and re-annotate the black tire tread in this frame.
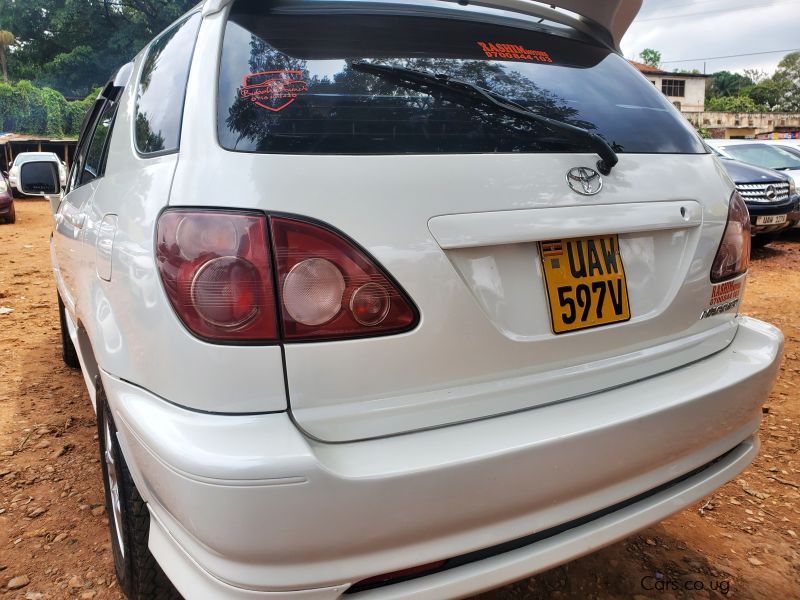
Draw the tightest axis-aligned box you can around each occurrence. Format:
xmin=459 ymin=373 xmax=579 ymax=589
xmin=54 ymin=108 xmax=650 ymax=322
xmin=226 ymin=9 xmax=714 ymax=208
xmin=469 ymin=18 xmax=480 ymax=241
xmin=58 ymin=295 xmax=81 ymax=369
xmin=98 ymin=388 xmax=182 ymax=600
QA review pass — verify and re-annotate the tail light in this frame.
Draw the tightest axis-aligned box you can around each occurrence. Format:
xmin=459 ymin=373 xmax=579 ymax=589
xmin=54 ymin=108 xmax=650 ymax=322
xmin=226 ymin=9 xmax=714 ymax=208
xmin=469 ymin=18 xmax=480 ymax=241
xmin=711 ymin=191 xmax=751 ymax=283
xmin=348 ymin=560 xmax=447 ymax=593
xmin=156 ymin=210 xmax=417 ymax=343
xmin=270 ymin=217 xmax=417 ymax=340
xmin=156 ymin=211 xmax=278 ymax=341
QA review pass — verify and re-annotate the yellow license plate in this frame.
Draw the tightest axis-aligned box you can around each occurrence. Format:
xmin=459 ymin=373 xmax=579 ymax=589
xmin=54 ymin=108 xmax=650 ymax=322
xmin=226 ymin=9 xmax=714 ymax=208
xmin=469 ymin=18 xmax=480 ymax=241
xmin=539 ymin=235 xmax=631 ymax=334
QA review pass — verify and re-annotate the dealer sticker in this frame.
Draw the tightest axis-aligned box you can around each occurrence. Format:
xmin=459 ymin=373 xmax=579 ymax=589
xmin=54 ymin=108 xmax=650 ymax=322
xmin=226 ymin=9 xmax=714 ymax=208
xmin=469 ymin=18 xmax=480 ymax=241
xmin=477 ymin=42 xmax=553 ymax=63
xmin=701 ymin=279 xmax=743 ymax=319
xmin=239 ymin=70 xmax=308 ymax=112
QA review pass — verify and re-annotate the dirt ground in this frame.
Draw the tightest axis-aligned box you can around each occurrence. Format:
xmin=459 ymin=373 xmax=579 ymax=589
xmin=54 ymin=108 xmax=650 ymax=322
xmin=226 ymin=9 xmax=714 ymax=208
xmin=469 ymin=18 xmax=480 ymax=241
xmin=1 ymin=200 xmax=798 ymax=599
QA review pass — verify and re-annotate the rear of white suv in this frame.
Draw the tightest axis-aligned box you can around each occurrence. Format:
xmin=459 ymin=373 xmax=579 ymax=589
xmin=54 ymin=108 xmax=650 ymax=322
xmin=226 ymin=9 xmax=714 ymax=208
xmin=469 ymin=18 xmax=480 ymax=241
xmin=38 ymin=0 xmax=783 ymax=598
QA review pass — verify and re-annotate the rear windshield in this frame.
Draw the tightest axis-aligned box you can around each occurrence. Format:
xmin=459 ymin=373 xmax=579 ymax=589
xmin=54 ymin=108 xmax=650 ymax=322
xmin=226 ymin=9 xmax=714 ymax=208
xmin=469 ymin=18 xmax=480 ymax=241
xmin=218 ymin=0 xmax=705 ymax=155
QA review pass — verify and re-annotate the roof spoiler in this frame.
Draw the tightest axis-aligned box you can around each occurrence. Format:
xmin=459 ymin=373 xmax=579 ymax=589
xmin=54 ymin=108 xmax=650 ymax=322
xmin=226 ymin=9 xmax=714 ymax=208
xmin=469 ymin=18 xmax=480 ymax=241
xmin=202 ymin=0 xmax=641 ymax=50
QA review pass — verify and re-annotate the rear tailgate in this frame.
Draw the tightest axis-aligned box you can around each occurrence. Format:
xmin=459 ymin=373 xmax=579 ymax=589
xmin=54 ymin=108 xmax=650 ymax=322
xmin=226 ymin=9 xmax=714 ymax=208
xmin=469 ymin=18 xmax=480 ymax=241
xmin=174 ymin=2 xmax=739 ymax=441
xmin=277 ymin=153 xmax=736 ymax=441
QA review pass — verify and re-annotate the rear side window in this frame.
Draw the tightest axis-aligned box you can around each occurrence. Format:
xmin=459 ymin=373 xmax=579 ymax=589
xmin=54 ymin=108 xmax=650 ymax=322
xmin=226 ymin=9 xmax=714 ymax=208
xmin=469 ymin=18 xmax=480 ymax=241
xmin=135 ymin=13 xmax=201 ymax=155
xmin=217 ymin=1 xmax=705 ymax=155
xmin=81 ymin=101 xmax=118 ymax=185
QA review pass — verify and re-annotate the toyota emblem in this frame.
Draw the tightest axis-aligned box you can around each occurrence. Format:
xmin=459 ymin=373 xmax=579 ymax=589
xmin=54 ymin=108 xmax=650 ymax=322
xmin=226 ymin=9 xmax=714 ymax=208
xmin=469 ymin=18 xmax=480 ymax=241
xmin=566 ymin=167 xmax=603 ymax=196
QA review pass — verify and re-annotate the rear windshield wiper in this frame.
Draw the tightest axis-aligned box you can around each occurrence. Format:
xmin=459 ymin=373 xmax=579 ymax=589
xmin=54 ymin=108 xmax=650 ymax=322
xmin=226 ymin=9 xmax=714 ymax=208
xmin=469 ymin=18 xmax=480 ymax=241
xmin=351 ymin=61 xmax=618 ymax=175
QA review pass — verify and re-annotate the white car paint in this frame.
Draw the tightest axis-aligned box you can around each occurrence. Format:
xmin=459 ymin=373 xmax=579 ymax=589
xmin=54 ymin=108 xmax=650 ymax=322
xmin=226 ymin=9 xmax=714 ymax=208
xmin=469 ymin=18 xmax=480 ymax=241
xmin=8 ymin=151 xmax=67 ymax=193
xmin=45 ymin=0 xmax=782 ymax=597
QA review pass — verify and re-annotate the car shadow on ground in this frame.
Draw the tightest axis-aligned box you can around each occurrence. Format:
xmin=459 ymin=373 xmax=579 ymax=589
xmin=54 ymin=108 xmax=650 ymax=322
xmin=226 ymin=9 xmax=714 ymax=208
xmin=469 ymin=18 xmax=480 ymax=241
xmin=752 ymin=228 xmax=799 ymax=261
xmin=477 ymin=524 xmax=740 ymax=599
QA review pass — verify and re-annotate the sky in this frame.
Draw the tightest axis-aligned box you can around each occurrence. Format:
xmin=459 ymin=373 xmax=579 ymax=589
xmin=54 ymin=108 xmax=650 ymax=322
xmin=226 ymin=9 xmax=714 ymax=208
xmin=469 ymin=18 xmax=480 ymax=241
xmin=620 ymin=0 xmax=800 ymax=75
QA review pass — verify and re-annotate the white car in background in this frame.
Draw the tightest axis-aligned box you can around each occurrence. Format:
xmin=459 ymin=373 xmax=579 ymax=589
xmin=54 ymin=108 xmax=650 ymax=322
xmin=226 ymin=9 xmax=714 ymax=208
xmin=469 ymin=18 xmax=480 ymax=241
xmin=706 ymin=139 xmax=800 ymax=188
xmin=17 ymin=0 xmax=783 ymax=598
xmin=760 ymin=139 xmax=800 ymax=150
xmin=759 ymin=139 xmax=800 ymax=161
xmin=8 ymin=151 xmax=67 ymax=196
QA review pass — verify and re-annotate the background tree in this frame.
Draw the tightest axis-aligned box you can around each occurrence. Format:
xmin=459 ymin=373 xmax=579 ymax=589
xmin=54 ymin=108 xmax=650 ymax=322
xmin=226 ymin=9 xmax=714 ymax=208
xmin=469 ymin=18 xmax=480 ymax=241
xmin=0 ymin=30 xmax=13 ymax=82
xmin=743 ymin=79 xmax=786 ymax=110
xmin=0 ymin=0 xmax=196 ymax=96
xmin=706 ymin=95 xmax=764 ymax=112
xmin=772 ymin=52 xmax=800 ymax=111
xmin=742 ymin=68 xmax=769 ymax=85
xmin=709 ymin=71 xmax=753 ymax=98
xmin=639 ymin=48 xmax=661 ymax=68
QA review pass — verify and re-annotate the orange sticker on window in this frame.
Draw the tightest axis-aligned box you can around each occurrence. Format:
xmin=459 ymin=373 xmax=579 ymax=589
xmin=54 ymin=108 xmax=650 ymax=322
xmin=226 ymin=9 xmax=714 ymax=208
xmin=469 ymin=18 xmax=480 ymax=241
xmin=240 ymin=70 xmax=309 ymax=112
xmin=477 ymin=42 xmax=553 ymax=63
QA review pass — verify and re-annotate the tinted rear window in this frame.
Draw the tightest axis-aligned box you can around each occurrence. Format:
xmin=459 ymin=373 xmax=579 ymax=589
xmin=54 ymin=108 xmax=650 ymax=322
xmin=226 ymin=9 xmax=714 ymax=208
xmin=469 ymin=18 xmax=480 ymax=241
xmin=218 ymin=1 xmax=705 ymax=155
xmin=136 ymin=13 xmax=201 ymax=155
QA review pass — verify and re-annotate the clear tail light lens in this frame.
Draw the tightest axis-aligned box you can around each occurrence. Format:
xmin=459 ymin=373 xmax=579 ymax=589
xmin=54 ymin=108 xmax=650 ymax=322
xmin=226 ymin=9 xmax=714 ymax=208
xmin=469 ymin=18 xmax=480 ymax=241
xmin=282 ymin=258 xmax=346 ymax=326
xmin=270 ymin=216 xmax=418 ymax=340
xmin=156 ymin=211 xmax=278 ymax=341
xmin=711 ymin=191 xmax=751 ymax=283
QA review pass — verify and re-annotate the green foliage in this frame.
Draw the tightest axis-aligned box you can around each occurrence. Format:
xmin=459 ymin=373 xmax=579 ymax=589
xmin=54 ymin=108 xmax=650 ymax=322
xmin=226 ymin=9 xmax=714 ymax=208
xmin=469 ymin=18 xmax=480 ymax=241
xmin=772 ymin=52 xmax=800 ymax=111
xmin=709 ymin=71 xmax=753 ymax=98
xmin=743 ymin=79 xmax=787 ymax=110
xmin=639 ymin=48 xmax=661 ymax=68
xmin=704 ymin=56 xmax=800 ymax=112
xmin=695 ymin=126 xmax=711 ymax=139
xmin=705 ymin=95 xmax=764 ymax=113
xmin=0 ymin=30 xmax=13 ymax=82
xmin=0 ymin=80 xmax=97 ymax=137
xmin=0 ymin=0 xmax=196 ymax=96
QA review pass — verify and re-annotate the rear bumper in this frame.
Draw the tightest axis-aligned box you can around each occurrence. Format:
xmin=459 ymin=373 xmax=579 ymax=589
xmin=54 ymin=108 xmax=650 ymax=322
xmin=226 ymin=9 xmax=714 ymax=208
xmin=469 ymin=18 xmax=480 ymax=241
xmin=105 ymin=316 xmax=782 ymax=598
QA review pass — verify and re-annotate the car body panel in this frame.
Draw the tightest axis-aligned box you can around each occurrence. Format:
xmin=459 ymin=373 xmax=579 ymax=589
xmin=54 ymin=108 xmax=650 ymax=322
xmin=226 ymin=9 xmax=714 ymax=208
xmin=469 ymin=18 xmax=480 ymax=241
xmin=51 ymin=40 xmax=288 ymax=414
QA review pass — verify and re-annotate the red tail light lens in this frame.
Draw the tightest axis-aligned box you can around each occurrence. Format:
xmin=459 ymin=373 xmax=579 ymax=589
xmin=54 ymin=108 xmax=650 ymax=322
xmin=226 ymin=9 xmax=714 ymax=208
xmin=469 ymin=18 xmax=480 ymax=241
xmin=350 ymin=560 xmax=447 ymax=591
xmin=156 ymin=211 xmax=417 ymax=343
xmin=156 ymin=211 xmax=278 ymax=341
xmin=711 ymin=191 xmax=751 ymax=283
xmin=270 ymin=217 xmax=418 ymax=340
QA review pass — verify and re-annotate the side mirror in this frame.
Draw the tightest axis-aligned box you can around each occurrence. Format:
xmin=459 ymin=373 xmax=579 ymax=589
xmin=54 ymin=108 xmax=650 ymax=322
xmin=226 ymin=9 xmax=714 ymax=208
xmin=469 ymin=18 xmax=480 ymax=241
xmin=19 ymin=161 xmax=61 ymax=196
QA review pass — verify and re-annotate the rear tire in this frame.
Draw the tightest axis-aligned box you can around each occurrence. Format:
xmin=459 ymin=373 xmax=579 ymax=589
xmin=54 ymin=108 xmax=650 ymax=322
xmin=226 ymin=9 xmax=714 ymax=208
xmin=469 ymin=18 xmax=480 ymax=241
xmin=57 ymin=295 xmax=81 ymax=369
xmin=7 ymin=205 xmax=15 ymax=224
xmin=97 ymin=387 xmax=182 ymax=600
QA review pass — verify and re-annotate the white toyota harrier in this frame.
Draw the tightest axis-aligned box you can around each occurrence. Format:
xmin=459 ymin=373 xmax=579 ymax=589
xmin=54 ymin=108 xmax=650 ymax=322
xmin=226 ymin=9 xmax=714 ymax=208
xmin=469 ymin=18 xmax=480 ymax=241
xmin=17 ymin=0 xmax=783 ymax=598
